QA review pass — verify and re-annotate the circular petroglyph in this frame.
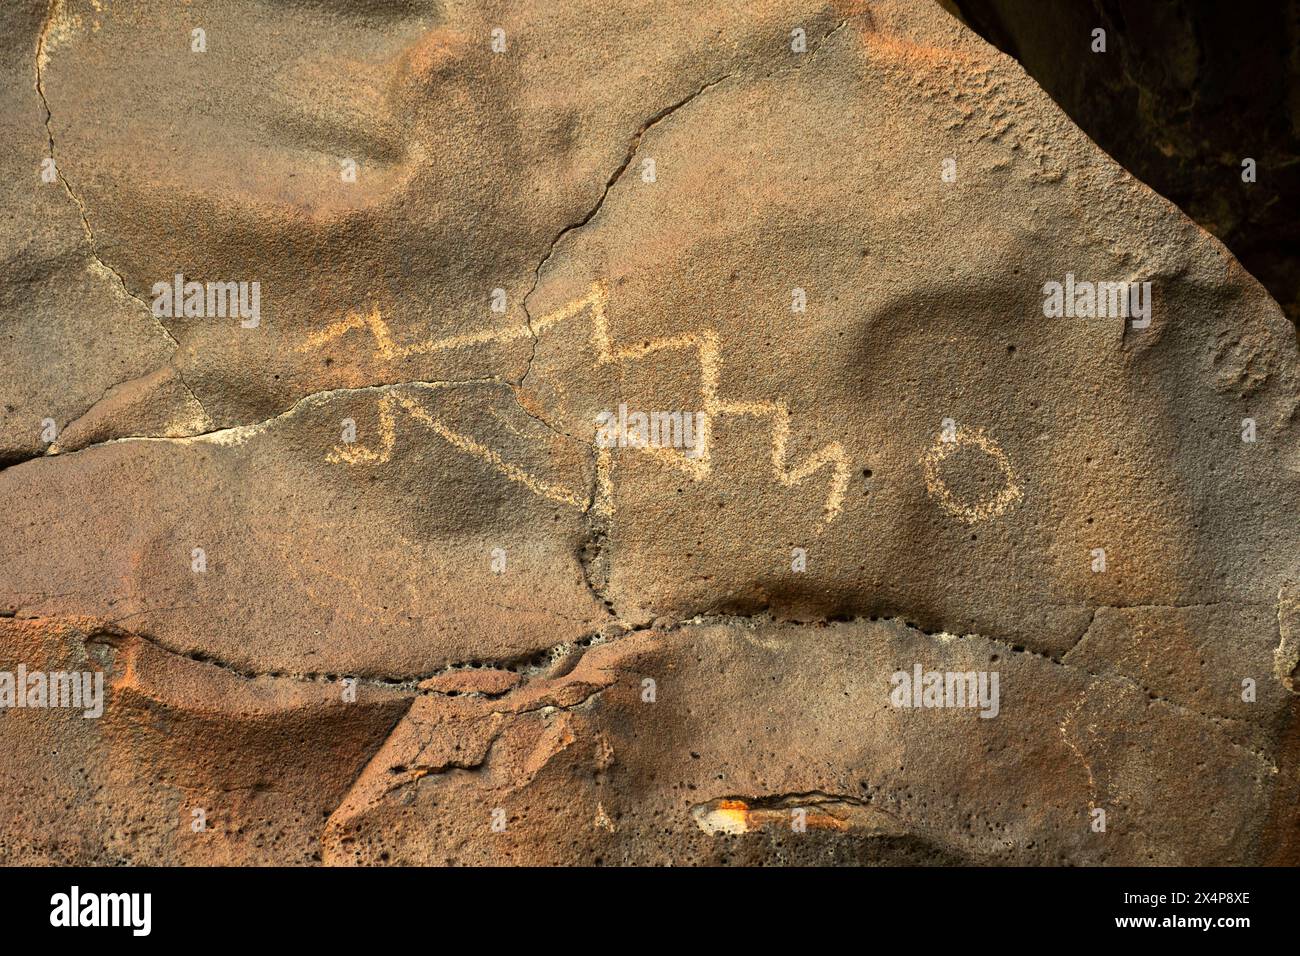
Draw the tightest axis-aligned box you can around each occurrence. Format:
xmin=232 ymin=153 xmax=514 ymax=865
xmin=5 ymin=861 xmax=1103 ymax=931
xmin=921 ymin=426 xmax=1022 ymax=524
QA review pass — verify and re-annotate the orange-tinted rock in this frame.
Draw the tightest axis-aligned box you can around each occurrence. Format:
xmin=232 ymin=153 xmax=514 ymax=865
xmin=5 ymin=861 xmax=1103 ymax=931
xmin=0 ymin=0 xmax=1296 ymax=865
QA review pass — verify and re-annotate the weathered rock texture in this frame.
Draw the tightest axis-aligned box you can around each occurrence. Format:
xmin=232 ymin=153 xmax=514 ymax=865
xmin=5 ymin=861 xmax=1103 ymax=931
xmin=0 ymin=0 xmax=1297 ymax=865
xmin=948 ymin=0 xmax=1300 ymax=327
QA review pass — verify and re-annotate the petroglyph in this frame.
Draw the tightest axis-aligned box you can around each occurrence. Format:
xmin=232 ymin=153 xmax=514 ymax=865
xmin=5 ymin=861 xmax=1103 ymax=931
xmin=11 ymin=0 xmax=1299 ymax=870
xmin=920 ymin=425 xmax=1023 ymax=524
xmin=326 ymin=388 xmax=589 ymax=509
xmin=303 ymin=283 xmax=853 ymax=524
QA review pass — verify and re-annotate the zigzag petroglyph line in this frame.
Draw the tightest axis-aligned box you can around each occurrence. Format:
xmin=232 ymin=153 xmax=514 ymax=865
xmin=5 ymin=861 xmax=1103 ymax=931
xmin=325 ymin=388 xmax=589 ymax=509
xmin=300 ymin=282 xmax=852 ymax=524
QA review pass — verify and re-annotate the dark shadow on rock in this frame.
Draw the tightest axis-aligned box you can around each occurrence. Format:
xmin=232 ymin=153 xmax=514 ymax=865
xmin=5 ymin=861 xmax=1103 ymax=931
xmin=943 ymin=0 xmax=1300 ymax=330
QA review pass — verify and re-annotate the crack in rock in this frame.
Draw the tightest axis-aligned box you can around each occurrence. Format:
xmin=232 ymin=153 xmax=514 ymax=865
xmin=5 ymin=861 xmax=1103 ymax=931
xmin=33 ymin=1 xmax=206 ymax=423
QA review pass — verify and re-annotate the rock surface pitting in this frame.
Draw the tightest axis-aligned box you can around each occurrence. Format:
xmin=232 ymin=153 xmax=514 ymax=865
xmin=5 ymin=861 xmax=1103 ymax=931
xmin=0 ymin=0 xmax=1297 ymax=865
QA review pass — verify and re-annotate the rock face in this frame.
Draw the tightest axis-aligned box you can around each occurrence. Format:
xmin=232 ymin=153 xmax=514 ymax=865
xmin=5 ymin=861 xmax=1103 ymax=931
xmin=948 ymin=0 xmax=1300 ymax=327
xmin=0 ymin=0 xmax=1297 ymax=865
